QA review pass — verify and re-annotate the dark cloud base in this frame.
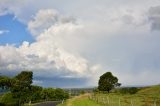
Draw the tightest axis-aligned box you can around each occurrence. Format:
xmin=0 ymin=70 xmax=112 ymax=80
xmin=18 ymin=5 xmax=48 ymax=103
xmin=34 ymin=76 xmax=89 ymax=88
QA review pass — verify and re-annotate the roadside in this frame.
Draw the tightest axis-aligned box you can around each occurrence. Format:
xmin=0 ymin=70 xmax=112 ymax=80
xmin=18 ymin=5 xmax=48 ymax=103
xmin=58 ymin=93 xmax=101 ymax=106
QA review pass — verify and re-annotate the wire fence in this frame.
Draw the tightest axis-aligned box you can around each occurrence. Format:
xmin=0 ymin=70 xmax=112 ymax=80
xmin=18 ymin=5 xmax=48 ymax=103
xmin=88 ymin=94 xmax=160 ymax=106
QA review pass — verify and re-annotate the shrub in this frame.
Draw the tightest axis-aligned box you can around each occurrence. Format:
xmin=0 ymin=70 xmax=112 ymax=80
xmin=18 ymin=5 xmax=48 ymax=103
xmin=0 ymin=92 xmax=19 ymax=106
xmin=119 ymin=87 xmax=138 ymax=94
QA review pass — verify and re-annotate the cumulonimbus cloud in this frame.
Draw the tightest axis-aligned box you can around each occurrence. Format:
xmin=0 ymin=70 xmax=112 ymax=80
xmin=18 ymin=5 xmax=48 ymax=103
xmin=0 ymin=9 xmax=101 ymax=83
xmin=0 ymin=1 xmax=160 ymax=87
xmin=148 ymin=5 xmax=160 ymax=31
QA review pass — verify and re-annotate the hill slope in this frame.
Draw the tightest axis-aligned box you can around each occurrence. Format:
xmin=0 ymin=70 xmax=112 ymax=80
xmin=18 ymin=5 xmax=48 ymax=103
xmin=138 ymin=85 xmax=160 ymax=94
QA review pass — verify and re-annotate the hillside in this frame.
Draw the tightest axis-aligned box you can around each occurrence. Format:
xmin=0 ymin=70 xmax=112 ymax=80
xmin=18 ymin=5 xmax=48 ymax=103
xmin=138 ymin=85 xmax=160 ymax=94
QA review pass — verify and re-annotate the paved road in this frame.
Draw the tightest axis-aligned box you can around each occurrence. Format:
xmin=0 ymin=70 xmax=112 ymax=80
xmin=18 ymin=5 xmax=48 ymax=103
xmin=35 ymin=101 xmax=62 ymax=106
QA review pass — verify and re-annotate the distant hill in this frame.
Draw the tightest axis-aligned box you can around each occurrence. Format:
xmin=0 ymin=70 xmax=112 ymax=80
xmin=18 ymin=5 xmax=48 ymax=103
xmin=138 ymin=85 xmax=160 ymax=94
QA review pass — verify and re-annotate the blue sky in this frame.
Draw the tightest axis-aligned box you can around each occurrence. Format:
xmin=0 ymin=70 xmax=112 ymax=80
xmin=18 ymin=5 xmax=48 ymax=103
xmin=0 ymin=0 xmax=160 ymax=88
xmin=0 ymin=14 xmax=34 ymax=46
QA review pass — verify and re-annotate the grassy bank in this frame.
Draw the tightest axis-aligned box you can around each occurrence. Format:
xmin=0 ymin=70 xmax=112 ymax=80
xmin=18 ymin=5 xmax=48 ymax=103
xmin=89 ymin=85 xmax=160 ymax=106
xmin=59 ymin=85 xmax=160 ymax=106
xmin=58 ymin=94 xmax=101 ymax=106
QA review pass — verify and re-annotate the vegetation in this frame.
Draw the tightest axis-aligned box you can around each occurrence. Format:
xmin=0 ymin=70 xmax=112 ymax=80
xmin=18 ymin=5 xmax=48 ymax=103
xmin=58 ymin=94 xmax=101 ymax=106
xmin=41 ymin=88 xmax=69 ymax=101
xmin=138 ymin=85 xmax=160 ymax=94
xmin=0 ymin=71 xmax=69 ymax=106
xmin=12 ymin=71 xmax=33 ymax=105
xmin=90 ymin=85 xmax=160 ymax=106
xmin=59 ymin=85 xmax=160 ymax=106
xmin=98 ymin=72 xmax=121 ymax=93
xmin=1 ymin=71 xmax=159 ymax=106
xmin=118 ymin=87 xmax=139 ymax=94
xmin=58 ymin=85 xmax=160 ymax=106
xmin=0 ymin=92 xmax=19 ymax=106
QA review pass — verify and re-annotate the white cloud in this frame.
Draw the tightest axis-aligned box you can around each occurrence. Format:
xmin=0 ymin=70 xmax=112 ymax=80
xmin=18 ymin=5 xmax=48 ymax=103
xmin=28 ymin=9 xmax=59 ymax=36
xmin=32 ymin=80 xmax=43 ymax=85
xmin=0 ymin=30 xmax=9 ymax=35
xmin=0 ymin=1 xmax=160 ymax=87
xmin=0 ymin=10 xmax=95 ymax=81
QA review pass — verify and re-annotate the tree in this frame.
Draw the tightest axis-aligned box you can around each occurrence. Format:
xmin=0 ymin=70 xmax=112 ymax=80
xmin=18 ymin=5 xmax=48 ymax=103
xmin=98 ymin=72 xmax=121 ymax=93
xmin=11 ymin=71 xmax=33 ymax=105
xmin=28 ymin=85 xmax=42 ymax=103
xmin=0 ymin=76 xmax=13 ymax=89
xmin=40 ymin=88 xmax=69 ymax=101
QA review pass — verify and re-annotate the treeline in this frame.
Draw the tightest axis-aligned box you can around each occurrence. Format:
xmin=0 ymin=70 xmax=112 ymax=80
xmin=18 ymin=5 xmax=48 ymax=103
xmin=93 ymin=87 xmax=139 ymax=94
xmin=117 ymin=87 xmax=139 ymax=94
xmin=0 ymin=71 xmax=69 ymax=106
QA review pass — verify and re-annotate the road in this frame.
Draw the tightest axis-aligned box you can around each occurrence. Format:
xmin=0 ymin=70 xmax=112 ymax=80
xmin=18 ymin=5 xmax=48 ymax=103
xmin=35 ymin=101 xmax=62 ymax=106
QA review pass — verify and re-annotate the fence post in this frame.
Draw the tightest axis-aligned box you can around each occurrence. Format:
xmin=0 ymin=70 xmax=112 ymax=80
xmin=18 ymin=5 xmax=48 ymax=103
xmin=107 ymin=96 xmax=109 ymax=104
xmin=119 ymin=98 xmax=121 ymax=106
xmin=103 ymin=97 xmax=105 ymax=105
xmin=62 ymin=99 xmax=64 ymax=104
xmin=154 ymin=99 xmax=156 ymax=106
xmin=131 ymin=99 xmax=133 ymax=106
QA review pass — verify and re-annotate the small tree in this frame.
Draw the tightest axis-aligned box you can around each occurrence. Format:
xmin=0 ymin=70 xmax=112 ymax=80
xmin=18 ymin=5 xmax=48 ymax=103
xmin=98 ymin=72 xmax=121 ymax=93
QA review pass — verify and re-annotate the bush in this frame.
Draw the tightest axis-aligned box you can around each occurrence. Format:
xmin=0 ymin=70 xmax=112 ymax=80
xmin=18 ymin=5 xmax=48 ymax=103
xmin=0 ymin=92 xmax=19 ymax=106
xmin=0 ymin=103 xmax=5 ymax=106
xmin=119 ymin=87 xmax=138 ymax=94
xmin=80 ymin=90 xmax=85 ymax=94
xmin=93 ymin=88 xmax=99 ymax=93
xmin=40 ymin=88 xmax=69 ymax=101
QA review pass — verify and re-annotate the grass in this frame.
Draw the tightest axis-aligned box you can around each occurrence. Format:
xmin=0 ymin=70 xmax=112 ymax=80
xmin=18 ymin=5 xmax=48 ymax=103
xmin=59 ymin=85 xmax=160 ymax=106
xmin=1 ymin=85 xmax=160 ymax=106
xmin=58 ymin=94 xmax=101 ymax=106
xmin=138 ymin=85 xmax=160 ymax=94
xmin=90 ymin=93 xmax=152 ymax=106
xmin=89 ymin=85 xmax=160 ymax=106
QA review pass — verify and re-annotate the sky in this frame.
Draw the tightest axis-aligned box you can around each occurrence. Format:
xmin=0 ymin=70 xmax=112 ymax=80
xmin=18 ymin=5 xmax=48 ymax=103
xmin=0 ymin=0 xmax=160 ymax=88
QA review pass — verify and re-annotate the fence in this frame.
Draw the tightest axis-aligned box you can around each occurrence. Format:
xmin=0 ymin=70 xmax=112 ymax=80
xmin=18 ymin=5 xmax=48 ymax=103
xmin=89 ymin=94 xmax=159 ymax=106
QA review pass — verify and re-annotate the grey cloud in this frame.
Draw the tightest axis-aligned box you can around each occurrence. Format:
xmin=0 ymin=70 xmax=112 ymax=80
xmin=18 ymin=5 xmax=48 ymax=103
xmin=148 ymin=6 xmax=160 ymax=31
xmin=34 ymin=76 xmax=89 ymax=88
xmin=121 ymin=15 xmax=134 ymax=25
xmin=28 ymin=9 xmax=77 ymax=37
xmin=1 ymin=0 xmax=160 ymax=87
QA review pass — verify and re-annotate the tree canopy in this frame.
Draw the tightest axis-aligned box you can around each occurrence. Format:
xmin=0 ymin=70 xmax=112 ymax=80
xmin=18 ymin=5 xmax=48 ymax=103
xmin=0 ymin=71 xmax=69 ymax=106
xmin=11 ymin=71 xmax=33 ymax=105
xmin=98 ymin=72 xmax=121 ymax=93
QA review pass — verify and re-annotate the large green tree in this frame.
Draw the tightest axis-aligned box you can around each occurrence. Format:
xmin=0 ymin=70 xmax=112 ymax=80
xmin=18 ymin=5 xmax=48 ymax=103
xmin=0 ymin=71 xmax=69 ymax=105
xmin=98 ymin=72 xmax=121 ymax=93
xmin=11 ymin=71 xmax=33 ymax=105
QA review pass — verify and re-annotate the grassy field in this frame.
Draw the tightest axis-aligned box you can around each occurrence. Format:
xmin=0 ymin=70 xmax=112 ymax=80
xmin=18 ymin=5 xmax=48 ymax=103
xmin=58 ymin=85 xmax=160 ymax=106
xmin=90 ymin=93 xmax=160 ymax=106
xmin=58 ymin=94 xmax=101 ymax=106
xmin=1 ymin=85 xmax=160 ymax=106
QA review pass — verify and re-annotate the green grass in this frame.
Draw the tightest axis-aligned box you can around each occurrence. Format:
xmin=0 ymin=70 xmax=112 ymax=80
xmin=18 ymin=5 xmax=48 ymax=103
xmin=89 ymin=85 xmax=160 ymax=106
xmin=58 ymin=94 xmax=101 ymax=106
xmin=2 ymin=85 xmax=160 ymax=106
xmin=138 ymin=85 xmax=160 ymax=94
xmin=90 ymin=93 xmax=150 ymax=106
xmin=72 ymin=98 xmax=101 ymax=106
xmin=59 ymin=85 xmax=160 ymax=106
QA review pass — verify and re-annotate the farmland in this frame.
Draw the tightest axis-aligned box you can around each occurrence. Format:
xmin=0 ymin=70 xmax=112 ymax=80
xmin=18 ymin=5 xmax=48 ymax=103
xmin=58 ymin=85 xmax=160 ymax=106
